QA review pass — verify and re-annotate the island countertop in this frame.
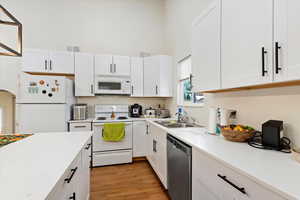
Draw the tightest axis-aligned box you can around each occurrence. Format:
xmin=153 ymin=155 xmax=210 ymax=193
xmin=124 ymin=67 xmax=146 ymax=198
xmin=0 ymin=132 xmax=92 ymax=200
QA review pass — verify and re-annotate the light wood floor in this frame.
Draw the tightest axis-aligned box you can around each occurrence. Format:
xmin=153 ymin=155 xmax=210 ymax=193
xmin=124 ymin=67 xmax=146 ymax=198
xmin=90 ymin=160 xmax=170 ymax=200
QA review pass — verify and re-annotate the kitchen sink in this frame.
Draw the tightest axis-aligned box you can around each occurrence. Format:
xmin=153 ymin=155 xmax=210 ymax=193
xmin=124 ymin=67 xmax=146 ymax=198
xmin=155 ymin=120 xmax=203 ymax=128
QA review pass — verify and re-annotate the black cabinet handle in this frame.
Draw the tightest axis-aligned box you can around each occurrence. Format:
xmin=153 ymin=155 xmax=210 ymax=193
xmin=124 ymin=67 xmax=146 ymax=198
xmin=45 ymin=60 xmax=48 ymax=70
xmin=189 ymin=74 xmax=193 ymax=89
xmin=153 ymin=140 xmax=157 ymax=152
xmin=146 ymin=124 xmax=149 ymax=135
xmin=50 ymin=60 xmax=52 ymax=71
xmin=131 ymin=86 xmax=134 ymax=95
xmin=69 ymin=192 xmax=76 ymax=200
xmin=74 ymin=125 xmax=87 ymax=128
xmin=275 ymin=42 xmax=282 ymax=74
xmin=64 ymin=167 xmax=78 ymax=183
xmin=91 ymin=85 xmax=94 ymax=94
xmin=155 ymin=85 xmax=158 ymax=95
xmin=217 ymin=174 xmax=246 ymax=195
xmin=85 ymin=143 xmax=91 ymax=150
xmin=261 ymin=47 xmax=268 ymax=77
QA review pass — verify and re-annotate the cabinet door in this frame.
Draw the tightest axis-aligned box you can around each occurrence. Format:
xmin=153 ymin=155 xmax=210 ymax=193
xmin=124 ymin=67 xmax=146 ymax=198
xmin=75 ymin=53 xmax=95 ymax=97
xmin=22 ymin=49 xmax=49 ymax=73
xmin=221 ymin=0 xmax=273 ymax=88
xmin=146 ymin=123 xmax=157 ymax=168
xmin=274 ymin=0 xmax=300 ymax=82
xmin=156 ymin=130 xmax=167 ymax=188
xmin=80 ymin=138 xmax=91 ymax=200
xmin=131 ymin=57 xmax=144 ymax=96
xmin=49 ymin=51 xmax=74 ymax=74
xmin=94 ymin=55 xmax=113 ymax=76
xmin=144 ymin=57 xmax=160 ymax=96
xmin=133 ymin=121 xmax=148 ymax=157
xmin=192 ymin=0 xmax=221 ymax=92
xmin=158 ymin=56 xmax=173 ymax=97
xmin=113 ymin=56 xmax=131 ymax=76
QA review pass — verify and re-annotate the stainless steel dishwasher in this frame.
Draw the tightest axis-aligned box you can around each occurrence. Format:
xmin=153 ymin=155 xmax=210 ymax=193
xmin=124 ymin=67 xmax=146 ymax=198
xmin=167 ymin=134 xmax=192 ymax=200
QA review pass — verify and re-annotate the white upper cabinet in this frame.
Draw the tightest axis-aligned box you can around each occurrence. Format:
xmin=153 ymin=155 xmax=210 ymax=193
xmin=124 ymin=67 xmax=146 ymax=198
xmin=131 ymin=57 xmax=144 ymax=96
xmin=113 ymin=56 xmax=131 ymax=76
xmin=22 ymin=49 xmax=74 ymax=74
xmin=94 ymin=55 xmax=130 ymax=76
xmin=221 ymin=0 xmax=273 ymax=89
xmin=94 ymin=55 xmax=113 ymax=76
xmin=22 ymin=49 xmax=49 ymax=73
xmin=192 ymin=0 xmax=221 ymax=92
xmin=144 ymin=56 xmax=160 ymax=96
xmin=144 ymin=55 xmax=173 ymax=97
xmin=49 ymin=51 xmax=75 ymax=74
xmin=274 ymin=0 xmax=300 ymax=82
xmin=74 ymin=53 xmax=95 ymax=96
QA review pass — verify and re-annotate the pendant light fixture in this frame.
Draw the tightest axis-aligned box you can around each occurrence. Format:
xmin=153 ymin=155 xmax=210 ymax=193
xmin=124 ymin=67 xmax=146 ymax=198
xmin=0 ymin=4 xmax=22 ymax=57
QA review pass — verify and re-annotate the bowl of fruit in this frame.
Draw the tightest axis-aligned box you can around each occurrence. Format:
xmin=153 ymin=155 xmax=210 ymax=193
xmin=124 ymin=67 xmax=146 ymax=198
xmin=221 ymin=125 xmax=256 ymax=142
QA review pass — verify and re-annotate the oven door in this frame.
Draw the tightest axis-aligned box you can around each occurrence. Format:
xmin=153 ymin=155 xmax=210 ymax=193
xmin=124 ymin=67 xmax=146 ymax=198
xmin=93 ymin=122 xmax=133 ymax=152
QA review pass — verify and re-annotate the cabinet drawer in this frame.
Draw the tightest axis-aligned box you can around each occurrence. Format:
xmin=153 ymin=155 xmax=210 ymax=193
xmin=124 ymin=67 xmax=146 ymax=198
xmin=46 ymin=153 xmax=81 ymax=200
xmin=69 ymin=122 xmax=92 ymax=132
xmin=193 ymin=149 xmax=287 ymax=200
xmin=93 ymin=150 xmax=132 ymax=167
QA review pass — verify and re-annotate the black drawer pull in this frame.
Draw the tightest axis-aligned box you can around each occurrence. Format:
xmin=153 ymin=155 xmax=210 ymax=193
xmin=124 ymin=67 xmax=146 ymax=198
xmin=261 ymin=47 xmax=268 ymax=77
xmin=275 ymin=42 xmax=282 ymax=74
xmin=85 ymin=143 xmax=91 ymax=150
xmin=217 ymin=174 xmax=246 ymax=195
xmin=64 ymin=167 xmax=78 ymax=183
xmin=74 ymin=125 xmax=87 ymax=128
xmin=69 ymin=192 xmax=76 ymax=200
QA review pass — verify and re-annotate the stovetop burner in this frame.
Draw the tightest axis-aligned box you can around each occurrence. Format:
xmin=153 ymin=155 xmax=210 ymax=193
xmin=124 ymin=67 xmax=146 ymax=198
xmin=117 ymin=116 xmax=128 ymax=120
xmin=96 ymin=117 xmax=107 ymax=120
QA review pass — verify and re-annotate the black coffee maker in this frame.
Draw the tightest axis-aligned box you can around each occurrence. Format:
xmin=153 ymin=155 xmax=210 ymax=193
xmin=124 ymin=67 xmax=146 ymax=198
xmin=129 ymin=104 xmax=143 ymax=117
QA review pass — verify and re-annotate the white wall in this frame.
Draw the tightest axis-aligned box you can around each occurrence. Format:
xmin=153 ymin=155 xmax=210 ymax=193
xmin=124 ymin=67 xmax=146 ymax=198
xmin=1 ymin=0 xmax=168 ymax=118
xmin=2 ymin=0 xmax=167 ymax=56
xmin=164 ymin=0 xmax=300 ymax=148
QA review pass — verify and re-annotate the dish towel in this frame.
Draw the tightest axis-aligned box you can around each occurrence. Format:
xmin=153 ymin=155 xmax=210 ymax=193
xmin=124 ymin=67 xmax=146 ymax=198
xmin=102 ymin=123 xmax=125 ymax=142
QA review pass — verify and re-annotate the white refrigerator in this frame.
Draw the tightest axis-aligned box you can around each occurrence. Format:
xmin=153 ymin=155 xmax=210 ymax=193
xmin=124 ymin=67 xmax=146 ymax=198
xmin=15 ymin=73 xmax=75 ymax=133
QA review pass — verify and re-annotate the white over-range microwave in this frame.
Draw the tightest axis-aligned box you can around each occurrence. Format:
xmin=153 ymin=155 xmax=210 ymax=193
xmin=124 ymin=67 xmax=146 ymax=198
xmin=94 ymin=76 xmax=131 ymax=95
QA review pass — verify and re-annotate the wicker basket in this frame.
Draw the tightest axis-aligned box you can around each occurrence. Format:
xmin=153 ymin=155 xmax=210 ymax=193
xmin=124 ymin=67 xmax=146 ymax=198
xmin=221 ymin=129 xmax=255 ymax=142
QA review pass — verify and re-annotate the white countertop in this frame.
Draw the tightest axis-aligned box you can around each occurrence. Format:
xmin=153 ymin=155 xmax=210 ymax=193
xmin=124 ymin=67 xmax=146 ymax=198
xmin=0 ymin=132 xmax=92 ymax=200
xmin=148 ymin=121 xmax=300 ymax=200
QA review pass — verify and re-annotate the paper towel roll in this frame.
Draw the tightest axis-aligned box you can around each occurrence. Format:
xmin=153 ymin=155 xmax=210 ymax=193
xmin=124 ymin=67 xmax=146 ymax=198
xmin=208 ymin=107 xmax=217 ymax=134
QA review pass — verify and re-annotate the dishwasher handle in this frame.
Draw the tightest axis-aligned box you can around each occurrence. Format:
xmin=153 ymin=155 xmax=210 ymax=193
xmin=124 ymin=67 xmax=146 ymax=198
xmin=167 ymin=134 xmax=191 ymax=155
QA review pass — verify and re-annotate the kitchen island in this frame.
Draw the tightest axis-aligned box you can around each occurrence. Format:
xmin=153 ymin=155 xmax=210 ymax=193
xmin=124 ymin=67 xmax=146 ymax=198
xmin=0 ymin=132 xmax=92 ymax=200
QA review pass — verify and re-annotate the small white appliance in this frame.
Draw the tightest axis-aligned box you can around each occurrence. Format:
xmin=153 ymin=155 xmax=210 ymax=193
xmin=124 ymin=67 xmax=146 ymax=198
xmin=94 ymin=76 xmax=131 ymax=95
xmin=15 ymin=73 xmax=75 ymax=133
xmin=92 ymin=105 xmax=133 ymax=167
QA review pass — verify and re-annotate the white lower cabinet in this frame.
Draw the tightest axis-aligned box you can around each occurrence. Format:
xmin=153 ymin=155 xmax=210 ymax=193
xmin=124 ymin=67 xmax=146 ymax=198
xmin=146 ymin=123 xmax=167 ymax=189
xmin=132 ymin=121 xmax=149 ymax=157
xmin=192 ymin=148 xmax=287 ymax=200
xmin=46 ymin=138 xmax=91 ymax=200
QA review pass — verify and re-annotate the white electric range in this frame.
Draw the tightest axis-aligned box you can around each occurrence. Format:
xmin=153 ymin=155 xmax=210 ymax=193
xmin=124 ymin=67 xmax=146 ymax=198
xmin=92 ymin=105 xmax=133 ymax=167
